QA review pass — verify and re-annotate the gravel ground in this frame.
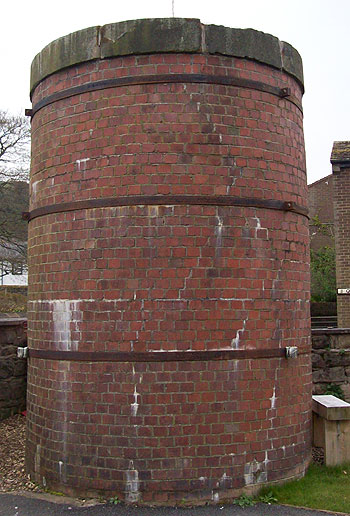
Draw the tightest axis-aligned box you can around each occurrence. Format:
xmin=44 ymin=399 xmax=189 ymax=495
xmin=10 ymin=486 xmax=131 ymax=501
xmin=0 ymin=414 xmax=39 ymax=493
xmin=312 ymin=446 xmax=324 ymax=466
xmin=0 ymin=413 xmax=324 ymax=493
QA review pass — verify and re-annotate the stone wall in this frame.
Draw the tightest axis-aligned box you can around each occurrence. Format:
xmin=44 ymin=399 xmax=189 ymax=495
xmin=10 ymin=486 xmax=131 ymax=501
xmin=0 ymin=318 xmax=27 ymax=420
xmin=312 ymin=328 xmax=350 ymax=400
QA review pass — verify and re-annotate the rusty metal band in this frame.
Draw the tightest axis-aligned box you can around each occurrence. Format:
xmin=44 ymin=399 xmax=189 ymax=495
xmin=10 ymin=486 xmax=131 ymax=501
xmin=27 ymin=73 xmax=302 ymax=118
xmin=24 ymin=195 xmax=308 ymax=222
xmin=28 ymin=347 xmax=309 ymax=362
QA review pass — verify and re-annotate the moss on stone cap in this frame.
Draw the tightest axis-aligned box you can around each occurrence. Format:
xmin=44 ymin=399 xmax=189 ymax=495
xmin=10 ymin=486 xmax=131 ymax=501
xmin=30 ymin=18 xmax=304 ymax=98
xmin=331 ymin=141 xmax=350 ymax=165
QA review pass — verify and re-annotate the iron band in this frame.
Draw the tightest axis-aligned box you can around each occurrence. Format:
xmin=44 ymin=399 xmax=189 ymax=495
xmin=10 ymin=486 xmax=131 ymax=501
xmin=23 ymin=195 xmax=308 ymax=222
xmin=28 ymin=347 xmax=309 ymax=362
xmin=26 ymin=73 xmax=302 ymax=118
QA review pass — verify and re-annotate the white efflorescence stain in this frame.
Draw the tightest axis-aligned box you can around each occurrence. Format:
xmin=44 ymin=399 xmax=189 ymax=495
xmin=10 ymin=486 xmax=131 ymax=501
xmin=125 ymin=460 xmax=140 ymax=503
xmin=76 ymin=157 xmax=90 ymax=171
xmin=212 ymin=491 xmax=220 ymax=502
xmin=58 ymin=460 xmax=67 ymax=483
xmin=131 ymin=385 xmax=139 ymax=416
xmin=31 ymin=180 xmax=39 ymax=203
xmin=270 ymin=385 xmax=276 ymax=410
xmin=244 ymin=459 xmax=267 ymax=485
xmin=52 ymin=300 xmax=82 ymax=351
xmin=253 ymin=215 xmax=269 ymax=239
xmin=231 ymin=319 xmax=247 ymax=349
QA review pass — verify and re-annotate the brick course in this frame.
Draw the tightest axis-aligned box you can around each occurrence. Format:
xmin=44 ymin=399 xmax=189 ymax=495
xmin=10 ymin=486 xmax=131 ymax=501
xmin=26 ymin=19 xmax=311 ymax=503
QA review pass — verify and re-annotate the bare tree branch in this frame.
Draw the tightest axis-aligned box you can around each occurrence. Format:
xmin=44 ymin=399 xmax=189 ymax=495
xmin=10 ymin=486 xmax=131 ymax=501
xmin=0 ymin=110 xmax=30 ymax=280
xmin=0 ymin=110 xmax=30 ymax=182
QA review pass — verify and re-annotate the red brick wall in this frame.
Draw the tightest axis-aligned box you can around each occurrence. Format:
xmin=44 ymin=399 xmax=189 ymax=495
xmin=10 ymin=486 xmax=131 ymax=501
xmin=26 ymin=22 xmax=311 ymax=503
xmin=308 ymin=175 xmax=334 ymax=251
xmin=332 ymin=160 xmax=350 ymax=327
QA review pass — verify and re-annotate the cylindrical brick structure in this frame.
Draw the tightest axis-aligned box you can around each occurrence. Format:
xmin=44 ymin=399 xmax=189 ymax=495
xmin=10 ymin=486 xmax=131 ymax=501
xmin=26 ymin=19 xmax=311 ymax=504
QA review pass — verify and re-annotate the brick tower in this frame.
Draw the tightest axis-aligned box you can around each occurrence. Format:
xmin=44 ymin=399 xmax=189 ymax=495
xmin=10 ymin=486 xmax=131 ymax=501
xmin=26 ymin=19 xmax=311 ymax=504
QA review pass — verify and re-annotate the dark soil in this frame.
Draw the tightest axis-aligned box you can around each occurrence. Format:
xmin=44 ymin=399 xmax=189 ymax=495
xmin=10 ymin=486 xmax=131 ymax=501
xmin=0 ymin=414 xmax=38 ymax=492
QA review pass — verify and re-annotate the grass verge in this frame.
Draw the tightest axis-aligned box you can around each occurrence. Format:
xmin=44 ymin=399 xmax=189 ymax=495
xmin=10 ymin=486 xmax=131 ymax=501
xmin=259 ymin=463 xmax=350 ymax=514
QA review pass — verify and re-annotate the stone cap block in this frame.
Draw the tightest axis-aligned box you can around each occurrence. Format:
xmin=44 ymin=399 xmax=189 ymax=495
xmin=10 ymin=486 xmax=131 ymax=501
xmin=313 ymin=394 xmax=350 ymax=420
xmin=331 ymin=141 xmax=350 ymax=167
xmin=30 ymin=26 xmax=101 ymax=96
xmin=30 ymin=18 xmax=304 ymax=97
xmin=0 ymin=318 xmax=27 ymax=327
xmin=100 ymin=18 xmax=202 ymax=59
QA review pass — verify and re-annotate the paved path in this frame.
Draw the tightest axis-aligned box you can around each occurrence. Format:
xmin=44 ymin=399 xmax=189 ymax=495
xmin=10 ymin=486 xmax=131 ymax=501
xmin=0 ymin=493 xmax=345 ymax=516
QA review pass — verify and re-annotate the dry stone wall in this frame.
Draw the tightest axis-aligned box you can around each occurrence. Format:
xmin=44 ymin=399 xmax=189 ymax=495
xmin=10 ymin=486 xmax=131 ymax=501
xmin=0 ymin=318 xmax=27 ymax=420
xmin=312 ymin=329 xmax=350 ymax=400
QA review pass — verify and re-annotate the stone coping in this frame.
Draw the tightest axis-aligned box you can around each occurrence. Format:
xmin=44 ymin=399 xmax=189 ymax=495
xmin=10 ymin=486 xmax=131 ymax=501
xmin=0 ymin=318 xmax=27 ymax=326
xmin=313 ymin=395 xmax=350 ymax=420
xmin=30 ymin=18 xmax=304 ymax=97
xmin=312 ymin=327 xmax=350 ymax=335
xmin=331 ymin=141 xmax=350 ymax=166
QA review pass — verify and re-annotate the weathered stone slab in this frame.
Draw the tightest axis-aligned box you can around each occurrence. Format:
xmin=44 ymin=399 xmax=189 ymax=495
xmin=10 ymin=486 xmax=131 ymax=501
xmin=101 ymin=18 xmax=202 ymax=58
xmin=30 ymin=18 xmax=304 ymax=96
xmin=313 ymin=394 xmax=350 ymax=420
xmin=30 ymin=26 xmax=101 ymax=97
xmin=313 ymin=395 xmax=350 ymax=466
xmin=280 ymin=41 xmax=304 ymax=88
xmin=205 ymin=25 xmax=282 ymax=69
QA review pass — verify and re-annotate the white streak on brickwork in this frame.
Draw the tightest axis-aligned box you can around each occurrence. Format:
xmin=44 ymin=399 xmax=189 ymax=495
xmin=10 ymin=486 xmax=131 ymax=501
xmin=212 ymin=491 xmax=219 ymax=502
xmin=268 ymin=368 xmax=279 ymax=456
xmin=253 ymin=215 xmax=269 ymax=239
xmin=76 ymin=157 xmax=90 ymax=171
xmin=244 ymin=459 xmax=267 ymax=485
xmin=254 ymin=215 xmax=261 ymax=229
xmin=179 ymin=269 xmax=192 ymax=299
xmin=58 ymin=460 xmax=66 ymax=483
xmin=125 ymin=460 xmax=140 ymax=503
xmin=215 ymin=214 xmax=223 ymax=250
xmin=31 ymin=181 xmax=39 ymax=203
xmin=231 ymin=319 xmax=247 ymax=349
xmin=52 ymin=300 xmax=82 ymax=351
xmin=131 ymin=385 xmax=139 ymax=417
xmin=219 ymin=472 xmax=231 ymax=488
xmin=270 ymin=386 xmax=276 ymax=410
xmin=264 ymin=450 xmax=269 ymax=467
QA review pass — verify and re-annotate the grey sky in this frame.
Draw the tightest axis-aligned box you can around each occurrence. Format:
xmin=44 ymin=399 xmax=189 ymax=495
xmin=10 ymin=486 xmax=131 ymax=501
xmin=2 ymin=0 xmax=349 ymax=184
